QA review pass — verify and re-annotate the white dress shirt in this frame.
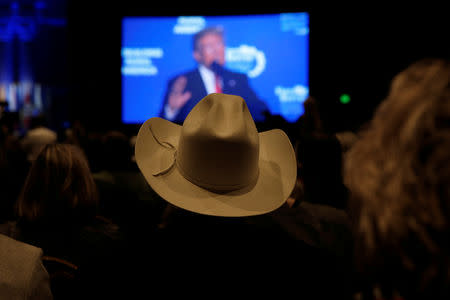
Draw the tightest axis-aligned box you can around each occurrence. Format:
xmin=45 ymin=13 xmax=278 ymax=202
xmin=198 ymin=64 xmax=218 ymax=95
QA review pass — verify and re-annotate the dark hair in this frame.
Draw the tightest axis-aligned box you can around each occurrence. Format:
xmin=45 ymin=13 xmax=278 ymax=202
xmin=344 ymin=58 xmax=450 ymax=298
xmin=193 ymin=26 xmax=224 ymax=52
xmin=16 ymin=143 xmax=99 ymax=223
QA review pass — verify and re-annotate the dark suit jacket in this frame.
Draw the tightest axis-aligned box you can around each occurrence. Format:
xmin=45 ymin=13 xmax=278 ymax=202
xmin=159 ymin=68 xmax=269 ymax=123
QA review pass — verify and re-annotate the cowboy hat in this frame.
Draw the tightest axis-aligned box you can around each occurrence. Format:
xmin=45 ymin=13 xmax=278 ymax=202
xmin=135 ymin=93 xmax=296 ymax=217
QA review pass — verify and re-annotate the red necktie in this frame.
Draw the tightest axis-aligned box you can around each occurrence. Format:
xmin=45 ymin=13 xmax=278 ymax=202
xmin=215 ymin=75 xmax=222 ymax=93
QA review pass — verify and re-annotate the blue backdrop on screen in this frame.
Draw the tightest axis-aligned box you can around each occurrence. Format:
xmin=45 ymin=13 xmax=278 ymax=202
xmin=121 ymin=12 xmax=309 ymax=124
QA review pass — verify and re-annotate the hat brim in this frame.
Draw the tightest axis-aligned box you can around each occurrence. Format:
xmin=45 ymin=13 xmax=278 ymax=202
xmin=135 ymin=117 xmax=297 ymax=217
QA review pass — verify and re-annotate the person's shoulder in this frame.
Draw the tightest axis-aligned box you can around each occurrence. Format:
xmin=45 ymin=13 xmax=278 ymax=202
xmin=0 ymin=233 xmax=42 ymax=259
xmin=0 ymin=234 xmax=53 ymax=299
xmin=0 ymin=233 xmax=43 ymax=285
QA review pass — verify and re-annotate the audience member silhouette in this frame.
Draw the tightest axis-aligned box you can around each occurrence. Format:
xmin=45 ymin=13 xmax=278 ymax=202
xmin=134 ymin=93 xmax=352 ymax=298
xmin=262 ymin=98 xmax=355 ymax=298
xmin=93 ymin=130 xmax=166 ymax=239
xmin=9 ymin=143 xmax=127 ymax=298
xmin=344 ymin=58 xmax=450 ymax=300
xmin=1 ymin=125 xmax=52 ymax=300
xmin=62 ymin=119 xmax=88 ymax=150
xmin=295 ymin=96 xmax=325 ymax=139
xmin=0 ymin=116 xmax=29 ymax=222
xmin=289 ymin=96 xmax=349 ymax=209
xmin=20 ymin=114 xmax=57 ymax=162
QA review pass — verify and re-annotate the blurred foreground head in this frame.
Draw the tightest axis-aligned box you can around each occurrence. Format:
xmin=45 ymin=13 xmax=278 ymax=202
xmin=344 ymin=58 xmax=450 ymax=298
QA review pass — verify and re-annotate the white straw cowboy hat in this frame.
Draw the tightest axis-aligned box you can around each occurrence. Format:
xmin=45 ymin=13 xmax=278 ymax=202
xmin=135 ymin=93 xmax=296 ymax=217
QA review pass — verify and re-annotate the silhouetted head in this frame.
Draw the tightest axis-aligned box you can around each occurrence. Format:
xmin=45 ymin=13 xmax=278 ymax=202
xmin=16 ymin=143 xmax=98 ymax=223
xmin=344 ymin=58 xmax=450 ymax=298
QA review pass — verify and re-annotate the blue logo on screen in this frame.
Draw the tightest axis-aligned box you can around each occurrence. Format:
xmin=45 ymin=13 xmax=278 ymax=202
xmin=280 ymin=13 xmax=309 ymax=35
xmin=275 ymin=85 xmax=309 ymax=122
xmin=226 ymin=45 xmax=266 ymax=78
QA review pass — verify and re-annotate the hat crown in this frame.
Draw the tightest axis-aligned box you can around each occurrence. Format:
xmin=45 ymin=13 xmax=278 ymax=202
xmin=177 ymin=93 xmax=259 ymax=191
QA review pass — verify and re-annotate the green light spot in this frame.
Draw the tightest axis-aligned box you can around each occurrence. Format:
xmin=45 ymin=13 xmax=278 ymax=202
xmin=340 ymin=94 xmax=351 ymax=104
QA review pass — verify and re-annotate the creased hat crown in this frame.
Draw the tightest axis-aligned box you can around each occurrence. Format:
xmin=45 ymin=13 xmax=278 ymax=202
xmin=176 ymin=93 xmax=259 ymax=191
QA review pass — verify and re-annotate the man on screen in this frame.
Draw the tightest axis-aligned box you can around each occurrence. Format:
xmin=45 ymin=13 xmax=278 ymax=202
xmin=159 ymin=26 xmax=269 ymax=123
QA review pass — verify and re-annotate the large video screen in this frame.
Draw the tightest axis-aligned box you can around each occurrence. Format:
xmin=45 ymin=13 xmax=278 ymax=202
xmin=121 ymin=12 xmax=309 ymax=124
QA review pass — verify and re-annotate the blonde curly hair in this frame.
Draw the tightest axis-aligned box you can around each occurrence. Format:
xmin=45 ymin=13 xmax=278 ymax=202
xmin=344 ymin=58 xmax=450 ymax=297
